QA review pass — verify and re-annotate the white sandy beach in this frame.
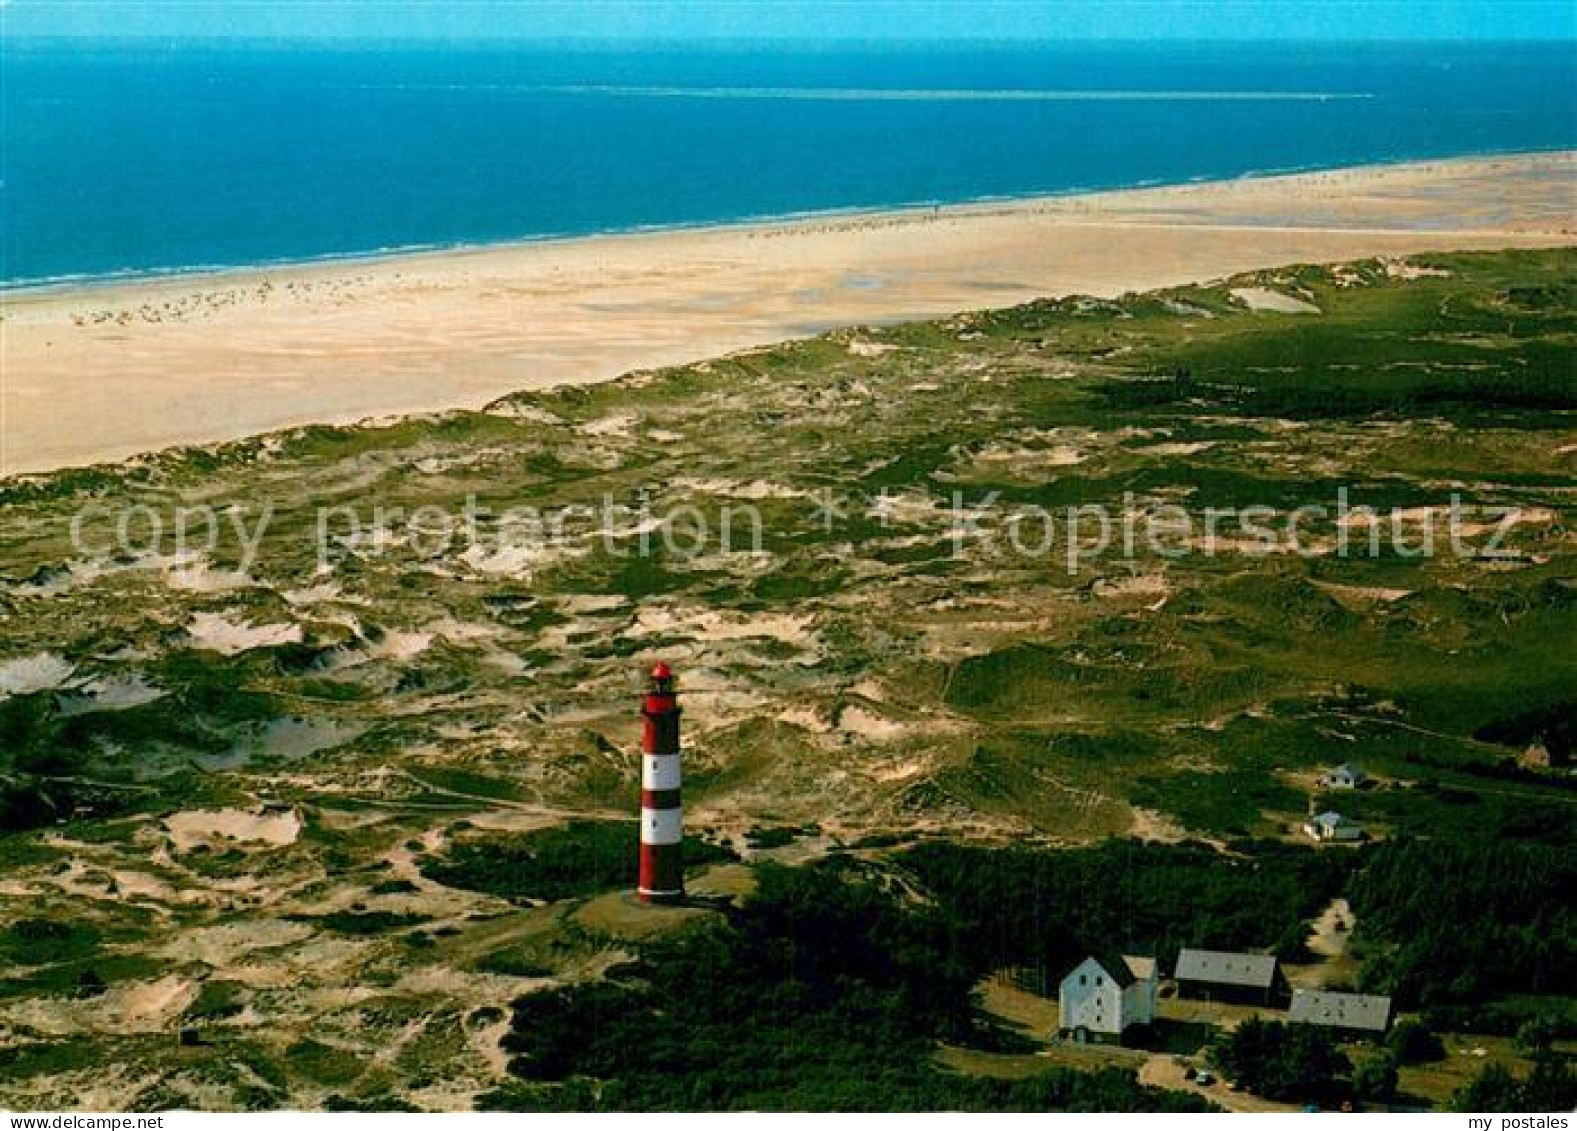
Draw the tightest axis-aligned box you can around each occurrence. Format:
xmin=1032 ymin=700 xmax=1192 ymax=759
xmin=2 ymin=150 xmax=1573 ymax=476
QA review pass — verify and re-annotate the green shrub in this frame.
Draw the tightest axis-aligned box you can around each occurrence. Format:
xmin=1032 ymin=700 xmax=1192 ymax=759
xmin=421 ymin=820 xmax=736 ymax=902
xmin=744 ymin=826 xmax=799 ymax=849
xmin=476 ymin=950 xmax=553 ymax=978
xmin=1386 ymin=1019 xmax=1444 ymax=1065
xmin=369 ymin=878 xmax=420 ymax=896
xmin=0 ymin=919 xmax=99 ymax=965
xmin=1452 ymin=1061 xmax=1577 ymax=1113
xmin=185 ymin=980 xmax=247 ymax=1020
xmin=1208 ymin=1018 xmax=1349 ymax=1103
xmin=1352 ymin=1052 xmax=1399 ymax=1103
xmin=310 ymin=910 xmax=427 ymax=935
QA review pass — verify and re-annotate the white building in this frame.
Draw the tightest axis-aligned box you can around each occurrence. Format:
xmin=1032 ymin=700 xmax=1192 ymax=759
xmin=1058 ymin=954 xmax=1158 ymax=1044
xmin=1304 ymin=810 xmax=1363 ymax=842
xmin=1320 ymin=763 xmax=1367 ymax=789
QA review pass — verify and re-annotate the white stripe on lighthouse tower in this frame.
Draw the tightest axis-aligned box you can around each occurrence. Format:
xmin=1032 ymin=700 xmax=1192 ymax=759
xmin=641 ymin=805 xmax=684 ymax=845
xmin=642 ymin=753 xmax=682 ymax=791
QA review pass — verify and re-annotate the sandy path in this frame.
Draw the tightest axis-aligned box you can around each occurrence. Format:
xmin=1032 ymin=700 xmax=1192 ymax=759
xmin=1140 ymin=1055 xmax=1300 ymax=1113
xmin=2 ymin=151 xmax=1572 ymax=476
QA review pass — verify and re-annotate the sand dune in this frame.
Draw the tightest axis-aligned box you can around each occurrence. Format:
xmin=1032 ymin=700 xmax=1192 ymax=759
xmin=2 ymin=151 xmax=1573 ymax=476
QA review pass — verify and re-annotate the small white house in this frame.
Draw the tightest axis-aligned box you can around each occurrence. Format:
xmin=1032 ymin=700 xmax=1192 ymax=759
xmin=1304 ymin=810 xmax=1363 ymax=842
xmin=1058 ymin=954 xmax=1158 ymax=1044
xmin=1320 ymin=763 xmax=1367 ymax=789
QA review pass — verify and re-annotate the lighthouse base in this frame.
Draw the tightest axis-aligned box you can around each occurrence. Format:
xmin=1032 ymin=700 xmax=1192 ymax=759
xmin=639 ymin=839 xmax=685 ymax=901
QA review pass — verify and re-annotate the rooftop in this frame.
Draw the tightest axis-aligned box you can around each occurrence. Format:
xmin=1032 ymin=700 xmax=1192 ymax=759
xmin=1174 ymin=947 xmax=1279 ymax=989
xmin=1080 ymin=952 xmax=1138 ymax=988
xmin=1289 ymin=989 xmax=1392 ymax=1032
xmin=1122 ymin=955 xmax=1158 ymax=982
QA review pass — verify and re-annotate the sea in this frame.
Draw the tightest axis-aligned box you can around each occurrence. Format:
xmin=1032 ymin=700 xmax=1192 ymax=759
xmin=2 ymin=39 xmax=1573 ymax=288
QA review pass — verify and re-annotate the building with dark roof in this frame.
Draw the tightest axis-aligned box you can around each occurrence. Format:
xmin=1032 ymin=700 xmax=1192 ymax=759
xmin=1288 ymin=989 xmax=1392 ymax=1036
xmin=1174 ymin=947 xmax=1286 ymax=1005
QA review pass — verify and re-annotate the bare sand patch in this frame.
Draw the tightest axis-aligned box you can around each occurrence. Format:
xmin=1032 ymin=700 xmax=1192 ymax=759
xmin=838 ymin=704 xmax=909 ymax=743
xmin=974 ymin=441 xmax=1088 ymax=468
xmin=1230 ymin=286 xmax=1321 ymax=314
xmin=370 ymin=628 xmax=435 ymax=660
xmin=1384 ymin=258 xmax=1454 ymax=280
xmin=464 ymin=810 xmax=564 ymax=834
xmin=114 ymin=975 xmax=199 ymax=1025
xmin=282 ymin=581 xmax=350 ymax=605
xmin=233 ymin=717 xmax=368 ymax=761
xmin=165 ymin=808 xmax=303 ymax=850
xmin=1134 ymin=441 xmax=1218 ymax=457
xmin=184 ymin=611 xmax=302 ymax=655
xmin=1 ymin=974 xmax=200 ymax=1038
xmin=160 ymin=920 xmax=317 ymax=967
xmin=846 ymin=337 xmax=899 ymax=358
xmin=559 ymin=594 xmax=630 ymax=615
xmin=575 ymin=413 xmax=639 ymax=438
xmin=1306 ymin=897 xmax=1355 ymax=959
xmin=107 ymin=869 xmax=181 ymax=902
xmin=775 ymin=704 xmax=833 ymax=733
xmin=1314 ymin=581 xmax=1413 ymax=604
xmin=58 ymin=672 xmax=165 ymax=715
xmin=627 ymin=605 xmax=818 ymax=651
xmin=0 ymin=652 xmax=76 ymax=697
xmin=673 ymin=475 xmax=809 ymax=500
xmin=1127 ymin=807 xmax=1192 ymax=843
xmin=165 ymin=561 xmax=254 ymax=594
xmin=870 ymin=758 xmax=928 ymax=783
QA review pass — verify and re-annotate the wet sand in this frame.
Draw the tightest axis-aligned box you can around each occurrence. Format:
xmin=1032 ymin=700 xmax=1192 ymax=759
xmin=2 ymin=150 xmax=1573 ymax=476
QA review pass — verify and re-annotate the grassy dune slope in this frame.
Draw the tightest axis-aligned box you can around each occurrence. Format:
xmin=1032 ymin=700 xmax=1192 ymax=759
xmin=0 ymin=247 xmax=1572 ymax=1108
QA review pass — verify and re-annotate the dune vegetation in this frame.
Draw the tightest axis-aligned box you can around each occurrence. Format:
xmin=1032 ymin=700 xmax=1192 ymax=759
xmin=0 ymin=248 xmax=1572 ymax=1109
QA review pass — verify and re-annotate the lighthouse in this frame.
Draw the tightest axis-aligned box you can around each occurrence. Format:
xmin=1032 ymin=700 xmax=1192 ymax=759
xmin=637 ymin=661 xmax=684 ymax=904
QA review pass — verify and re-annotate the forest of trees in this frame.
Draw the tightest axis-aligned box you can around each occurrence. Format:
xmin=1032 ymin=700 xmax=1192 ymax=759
xmin=1346 ymin=837 xmax=1576 ymax=1008
xmin=479 ymin=832 xmax=1576 ymax=1109
xmin=900 ymin=839 xmax=1349 ymax=984
xmin=486 ymin=859 xmax=1212 ymax=1112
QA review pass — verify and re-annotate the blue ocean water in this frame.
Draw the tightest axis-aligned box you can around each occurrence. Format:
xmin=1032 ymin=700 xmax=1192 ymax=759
xmin=2 ymin=40 xmax=1573 ymax=286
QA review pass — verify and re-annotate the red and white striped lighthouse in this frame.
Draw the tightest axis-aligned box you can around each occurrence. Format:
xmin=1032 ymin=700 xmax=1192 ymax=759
xmin=637 ymin=661 xmax=684 ymax=904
